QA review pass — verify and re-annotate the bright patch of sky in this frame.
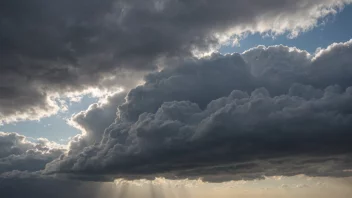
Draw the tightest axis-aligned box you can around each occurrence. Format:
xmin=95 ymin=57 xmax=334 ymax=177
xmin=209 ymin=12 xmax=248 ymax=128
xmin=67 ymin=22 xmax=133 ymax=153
xmin=1 ymin=5 xmax=352 ymax=143
xmin=0 ymin=96 xmax=98 ymax=143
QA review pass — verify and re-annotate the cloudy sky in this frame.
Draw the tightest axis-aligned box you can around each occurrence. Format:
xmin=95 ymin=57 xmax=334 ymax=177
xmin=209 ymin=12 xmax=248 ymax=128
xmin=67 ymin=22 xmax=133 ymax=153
xmin=1 ymin=0 xmax=352 ymax=197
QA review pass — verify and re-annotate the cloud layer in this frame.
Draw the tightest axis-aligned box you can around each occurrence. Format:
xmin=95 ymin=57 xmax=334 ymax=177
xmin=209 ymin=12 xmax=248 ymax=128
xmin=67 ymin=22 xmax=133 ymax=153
xmin=1 ymin=0 xmax=351 ymax=123
xmin=40 ymin=40 xmax=352 ymax=181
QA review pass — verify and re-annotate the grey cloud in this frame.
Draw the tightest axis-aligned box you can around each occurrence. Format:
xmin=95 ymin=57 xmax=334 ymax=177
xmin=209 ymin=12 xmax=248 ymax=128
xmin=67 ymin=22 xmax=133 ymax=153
xmin=44 ymin=40 xmax=352 ymax=181
xmin=119 ymin=53 xmax=254 ymax=121
xmin=47 ymin=85 xmax=352 ymax=180
xmin=114 ymin=40 xmax=352 ymax=122
xmin=68 ymin=91 xmax=127 ymax=154
xmin=0 ymin=132 xmax=64 ymax=173
xmin=242 ymin=41 xmax=352 ymax=92
xmin=0 ymin=173 xmax=113 ymax=198
xmin=176 ymin=155 xmax=352 ymax=182
xmin=1 ymin=0 xmax=350 ymax=122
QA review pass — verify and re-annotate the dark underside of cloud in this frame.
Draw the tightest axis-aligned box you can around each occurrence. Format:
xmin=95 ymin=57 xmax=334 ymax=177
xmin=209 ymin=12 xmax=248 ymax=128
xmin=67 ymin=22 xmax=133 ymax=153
xmin=42 ymin=40 xmax=352 ymax=182
xmin=0 ymin=173 xmax=112 ymax=198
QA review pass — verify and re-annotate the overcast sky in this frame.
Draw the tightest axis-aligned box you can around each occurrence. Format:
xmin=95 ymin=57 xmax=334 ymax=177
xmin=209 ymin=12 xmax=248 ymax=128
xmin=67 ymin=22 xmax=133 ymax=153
xmin=1 ymin=0 xmax=352 ymax=197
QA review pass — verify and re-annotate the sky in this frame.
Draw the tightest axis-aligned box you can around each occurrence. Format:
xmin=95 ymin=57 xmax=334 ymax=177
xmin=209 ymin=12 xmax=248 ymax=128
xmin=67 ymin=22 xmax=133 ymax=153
xmin=1 ymin=0 xmax=352 ymax=197
xmin=0 ymin=95 xmax=98 ymax=142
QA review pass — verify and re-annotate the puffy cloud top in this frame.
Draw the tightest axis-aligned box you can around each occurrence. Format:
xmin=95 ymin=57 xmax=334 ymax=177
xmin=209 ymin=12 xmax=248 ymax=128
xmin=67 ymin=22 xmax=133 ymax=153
xmin=44 ymin=40 xmax=352 ymax=181
xmin=0 ymin=132 xmax=65 ymax=174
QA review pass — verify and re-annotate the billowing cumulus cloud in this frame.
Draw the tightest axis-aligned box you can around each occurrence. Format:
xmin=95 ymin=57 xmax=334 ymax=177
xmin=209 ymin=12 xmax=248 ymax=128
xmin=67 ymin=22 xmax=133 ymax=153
xmin=1 ymin=0 xmax=352 ymax=123
xmin=41 ymin=40 xmax=352 ymax=181
xmin=0 ymin=132 xmax=65 ymax=174
xmin=68 ymin=91 xmax=127 ymax=154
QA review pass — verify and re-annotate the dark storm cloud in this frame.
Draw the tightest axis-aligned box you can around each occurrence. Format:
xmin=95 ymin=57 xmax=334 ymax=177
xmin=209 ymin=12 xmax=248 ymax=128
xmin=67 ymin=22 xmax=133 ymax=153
xmin=43 ymin=40 xmax=352 ymax=181
xmin=1 ymin=0 xmax=350 ymax=123
xmin=47 ymin=86 xmax=352 ymax=180
xmin=0 ymin=172 xmax=114 ymax=198
xmin=0 ymin=132 xmax=64 ymax=173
